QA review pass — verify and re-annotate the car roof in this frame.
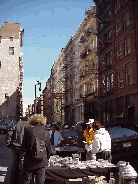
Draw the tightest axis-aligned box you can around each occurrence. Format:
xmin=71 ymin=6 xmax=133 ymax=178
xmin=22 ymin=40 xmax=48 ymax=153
xmin=106 ymin=125 xmax=138 ymax=139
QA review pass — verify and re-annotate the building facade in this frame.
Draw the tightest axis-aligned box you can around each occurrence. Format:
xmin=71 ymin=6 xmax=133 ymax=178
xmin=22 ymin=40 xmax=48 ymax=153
xmin=53 ymin=49 xmax=65 ymax=124
xmin=45 ymin=69 xmax=54 ymax=124
xmin=63 ymin=38 xmax=76 ymax=125
xmin=94 ymin=0 xmax=138 ymax=125
xmin=0 ymin=22 xmax=24 ymax=121
xmin=111 ymin=0 xmax=138 ymax=124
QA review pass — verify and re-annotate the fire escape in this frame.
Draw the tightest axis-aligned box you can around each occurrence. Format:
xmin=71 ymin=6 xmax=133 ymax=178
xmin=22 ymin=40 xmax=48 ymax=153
xmin=91 ymin=1 xmax=114 ymax=124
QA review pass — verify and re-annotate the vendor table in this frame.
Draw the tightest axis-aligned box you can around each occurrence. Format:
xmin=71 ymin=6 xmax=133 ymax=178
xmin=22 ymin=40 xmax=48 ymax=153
xmin=45 ymin=165 xmax=117 ymax=182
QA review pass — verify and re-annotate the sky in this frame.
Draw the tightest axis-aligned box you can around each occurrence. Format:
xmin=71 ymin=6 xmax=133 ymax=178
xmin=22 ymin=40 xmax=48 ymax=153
xmin=0 ymin=0 xmax=95 ymax=112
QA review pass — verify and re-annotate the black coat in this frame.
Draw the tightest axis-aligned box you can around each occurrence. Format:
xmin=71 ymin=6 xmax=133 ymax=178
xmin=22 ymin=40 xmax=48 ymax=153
xmin=22 ymin=124 xmax=51 ymax=169
xmin=6 ymin=121 xmax=30 ymax=152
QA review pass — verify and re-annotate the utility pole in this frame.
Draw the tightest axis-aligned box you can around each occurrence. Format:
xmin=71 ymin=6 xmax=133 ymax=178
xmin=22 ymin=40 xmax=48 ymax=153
xmin=34 ymin=81 xmax=41 ymax=113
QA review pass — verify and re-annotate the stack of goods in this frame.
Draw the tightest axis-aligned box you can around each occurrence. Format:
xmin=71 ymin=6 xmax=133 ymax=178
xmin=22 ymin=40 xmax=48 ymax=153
xmin=48 ymin=155 xmax=116 ymax=170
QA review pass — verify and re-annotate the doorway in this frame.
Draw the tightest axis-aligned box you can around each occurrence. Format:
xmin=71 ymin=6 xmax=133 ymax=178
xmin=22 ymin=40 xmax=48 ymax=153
xmin=128 ymin=106 xmax=135 ymax=123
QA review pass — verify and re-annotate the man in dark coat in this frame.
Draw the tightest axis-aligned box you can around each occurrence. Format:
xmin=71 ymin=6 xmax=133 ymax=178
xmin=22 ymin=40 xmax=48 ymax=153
xmin=6 ymin=120 xmax=30 ymax=184
xmin=22 ymin=114 xmax=51 ymax=184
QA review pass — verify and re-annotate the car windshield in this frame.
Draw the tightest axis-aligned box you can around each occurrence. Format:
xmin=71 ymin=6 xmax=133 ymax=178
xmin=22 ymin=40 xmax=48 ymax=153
xmin=62 ymin=130 xmax=77 ymax=137
xmin=106 ymin=126 xmax=138 ymax=139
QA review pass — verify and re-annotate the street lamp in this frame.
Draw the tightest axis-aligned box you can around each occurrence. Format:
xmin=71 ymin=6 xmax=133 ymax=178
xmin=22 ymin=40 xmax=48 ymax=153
xmin=34 ymin=81 xmax=41 ymax=113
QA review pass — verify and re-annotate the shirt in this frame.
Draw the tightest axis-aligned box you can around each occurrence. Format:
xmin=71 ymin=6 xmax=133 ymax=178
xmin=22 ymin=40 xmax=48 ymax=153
xmin=83 ymin=128 xmax=95 ymax=145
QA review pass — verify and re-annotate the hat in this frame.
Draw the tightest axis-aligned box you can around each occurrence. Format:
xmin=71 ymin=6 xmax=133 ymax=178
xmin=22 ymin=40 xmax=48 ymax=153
xmin=86 ymin=119 xmax=94 ymax=124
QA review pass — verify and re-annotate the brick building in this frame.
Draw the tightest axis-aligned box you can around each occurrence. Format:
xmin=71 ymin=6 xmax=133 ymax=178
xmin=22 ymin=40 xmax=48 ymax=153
xmin=111 ymin=0 xmax=138 ymax=124
xmin=94 ymin=0 xmax=138 ymax=125
xmin=0 ymin=22 xmax=24 ymax=121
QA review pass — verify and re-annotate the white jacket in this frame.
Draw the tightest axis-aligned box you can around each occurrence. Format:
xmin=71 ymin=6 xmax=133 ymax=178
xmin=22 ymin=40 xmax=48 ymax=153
xmin=49 ymin=130 xmax=61 ymax=147
xmin=91 ymin=128 xmax=111 ymax=154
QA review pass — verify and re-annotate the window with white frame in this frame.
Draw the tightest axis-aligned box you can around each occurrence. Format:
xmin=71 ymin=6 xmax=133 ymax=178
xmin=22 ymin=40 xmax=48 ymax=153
xmin=125 ymin=35 xmax=131 ymax=56
xmin=126 ymin=63 xmax=133 ymax=85
xmin=123 ymin=11 xmax=130 ymax=29
xmin=116 ymin=19 xmax=122 ymax=35
xmin=9 ymin=47 xmax=14 ymax=55
xmin=117 ymin=42 xmax=122 ymax=60
xmin=118 ymin=68 xmax=124 ymax=88
xmin=107 ymin=76 xmax=110 ymax=92
xmin=115 ymin=0 xmax=120 ymax=12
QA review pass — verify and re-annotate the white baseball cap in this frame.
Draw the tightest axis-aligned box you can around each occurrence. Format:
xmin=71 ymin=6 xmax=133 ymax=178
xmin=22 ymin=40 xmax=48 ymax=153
xmin=86 ymin=119 xmax=94 ymax=124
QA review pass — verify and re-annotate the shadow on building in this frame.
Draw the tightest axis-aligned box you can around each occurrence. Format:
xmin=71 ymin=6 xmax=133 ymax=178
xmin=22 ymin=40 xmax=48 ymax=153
xmin=0 ymin=89 xmax=22 ymax=122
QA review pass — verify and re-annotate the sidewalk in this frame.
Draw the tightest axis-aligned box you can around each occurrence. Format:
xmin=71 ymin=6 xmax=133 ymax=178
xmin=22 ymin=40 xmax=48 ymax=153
xmin=0 ymin=134 xmax=12 ymax=184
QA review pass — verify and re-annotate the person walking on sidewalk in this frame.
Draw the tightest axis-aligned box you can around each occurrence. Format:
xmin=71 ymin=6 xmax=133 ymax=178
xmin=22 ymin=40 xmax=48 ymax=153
xmin=21 ymin=114 xmax=51 ymax=184
xmin=83 ymin=119 xmax=95 ymax=160
xmin=5 ymin=120 xmax=30 ymax=184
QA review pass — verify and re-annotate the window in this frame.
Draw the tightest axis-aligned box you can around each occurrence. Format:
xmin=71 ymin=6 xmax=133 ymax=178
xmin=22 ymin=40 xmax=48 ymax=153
xmin=107 ymin=50 xmax=112 ymax=65
xmin=116 ymin=19 xmax=122 ymax=35
xmin=126 ymin=64 xmax=133 ymax=85
xmin=9 ymin=47 xmax=14 ymax=55
xmin=118 ymin=68 xmax=124 ymax=88
xmin=107 ymin=9 xmax=111 ymax=22
xmin=125 ymin=35 xmax=131 ymax=56
xmin=115 ymin=0 xmax=120 ymax=12
xmin=10 ymin=37 xmax=13 ymax=41
xmin=0 ymin=36 xmax=1 ymax=43
xmin=99 ymin=22 xmax=103 ymax=32
xmin=110 ymin=73 xmax=113 ymax=90
xmin=102 ymin=75 xmax=106 ymax=93
xmin=103 ymin=112 xmax=106 ymax=122
xmin=117 ymin=42 xmax=123 ymax=60
xmin=80 ymin=36 xmax=86 ymax=43
xmin=108 ymin=29 xmax=112 ymax=42
xmin=123 ymin=12 xmax=130 ymax=29
xmin=107 ymin=76 xmax=109 ymax=91
xmin=91 ymin=83 xmax=95 ymax=93
xmin=5 ymin=93 xmax=9 ymax=99
xmin=122 ymin=0 xmax=128 ymax=5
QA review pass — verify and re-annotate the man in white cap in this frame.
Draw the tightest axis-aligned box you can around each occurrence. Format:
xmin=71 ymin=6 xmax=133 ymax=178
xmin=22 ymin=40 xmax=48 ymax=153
xmin=83 ymin=119 xmax=95 ymax=160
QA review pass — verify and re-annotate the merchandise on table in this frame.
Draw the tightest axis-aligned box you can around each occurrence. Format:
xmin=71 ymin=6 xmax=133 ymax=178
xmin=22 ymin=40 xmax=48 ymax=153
xmin=48 ymin=155 xmax=117 ymax=169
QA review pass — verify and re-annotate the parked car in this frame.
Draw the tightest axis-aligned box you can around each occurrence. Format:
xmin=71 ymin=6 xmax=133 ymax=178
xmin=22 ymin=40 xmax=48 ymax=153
xmin=105 ymin=124 xmax=138 ymax=164
xmin=0 ymin=124 xmax=8 ymax=134
xmin=60 ymin=129 xmax=78 ymax=147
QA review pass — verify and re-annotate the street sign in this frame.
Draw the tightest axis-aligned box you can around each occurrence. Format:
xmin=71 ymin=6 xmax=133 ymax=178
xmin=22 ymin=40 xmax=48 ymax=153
xmin=54 ymin=93 xmax=62 ymax=99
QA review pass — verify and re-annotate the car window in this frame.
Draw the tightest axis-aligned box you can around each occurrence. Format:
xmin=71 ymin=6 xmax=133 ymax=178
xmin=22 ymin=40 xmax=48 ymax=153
xmin=106 ymin=126 xmax=138 ymax=139
xmin=62 ymin=130 xmax=77 ymax=137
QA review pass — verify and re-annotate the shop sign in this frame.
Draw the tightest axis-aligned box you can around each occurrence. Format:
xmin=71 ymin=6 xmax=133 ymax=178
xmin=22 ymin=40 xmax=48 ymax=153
xmin=54 ymin=93 xmax=62 ymax=99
